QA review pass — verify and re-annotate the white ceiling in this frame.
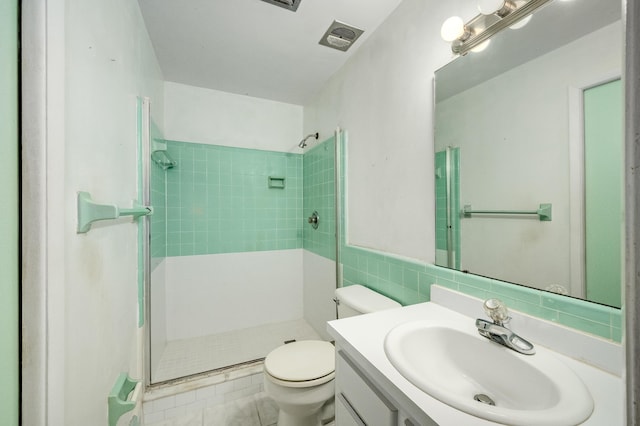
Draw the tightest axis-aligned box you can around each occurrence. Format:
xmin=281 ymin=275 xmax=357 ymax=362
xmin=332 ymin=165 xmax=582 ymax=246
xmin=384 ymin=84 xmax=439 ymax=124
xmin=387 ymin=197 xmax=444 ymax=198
xmin=138 ymin=0 xmax=405 ymax=105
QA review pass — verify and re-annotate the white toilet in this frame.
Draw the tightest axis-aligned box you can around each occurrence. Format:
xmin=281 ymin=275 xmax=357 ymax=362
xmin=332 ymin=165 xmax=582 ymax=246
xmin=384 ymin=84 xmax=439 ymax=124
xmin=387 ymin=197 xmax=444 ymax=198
xmin=263 ymin=285 xmax=401 ymax=426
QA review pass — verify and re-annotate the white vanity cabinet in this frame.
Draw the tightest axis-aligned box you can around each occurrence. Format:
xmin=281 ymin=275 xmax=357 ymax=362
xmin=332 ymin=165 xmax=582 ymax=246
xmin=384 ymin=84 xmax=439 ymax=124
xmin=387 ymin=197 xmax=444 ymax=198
xmin=328 ymin=290 xmax=624 ymax=426
xmin=335 ymin=349 xmax=397 ymax=425
xmin=335 ymin=348 xmax=426 ymax=426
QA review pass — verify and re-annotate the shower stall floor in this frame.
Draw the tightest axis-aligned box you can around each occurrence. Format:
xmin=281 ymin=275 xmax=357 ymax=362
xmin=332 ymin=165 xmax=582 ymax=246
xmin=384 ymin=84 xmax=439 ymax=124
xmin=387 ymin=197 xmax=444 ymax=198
xmin=152 ymin=318 xmax=322 ymax=383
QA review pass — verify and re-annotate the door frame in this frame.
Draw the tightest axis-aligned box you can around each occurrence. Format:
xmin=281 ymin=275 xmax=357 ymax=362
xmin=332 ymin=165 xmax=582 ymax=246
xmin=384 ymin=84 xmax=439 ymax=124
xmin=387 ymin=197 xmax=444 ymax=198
xmin=21 ymin=0 xmax=66 ymax=424
xmin=567 ymin=71 xmax=621 ymax=300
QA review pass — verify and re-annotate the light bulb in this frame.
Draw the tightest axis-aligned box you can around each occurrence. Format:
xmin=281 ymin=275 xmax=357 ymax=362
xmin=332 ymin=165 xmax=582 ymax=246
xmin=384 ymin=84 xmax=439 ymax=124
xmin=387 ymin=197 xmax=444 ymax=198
xmin=477 ymin=0 xmax=505 ymax=15
xmin=471 ymin=39 xmax=491 ymax=53
xmin=509 ymin=14 xmax=532 ymax=29
xmin=509 ymin=1 xmax=532 ymax=29
xmin=440 ymin=16 xmax=465 ymax=42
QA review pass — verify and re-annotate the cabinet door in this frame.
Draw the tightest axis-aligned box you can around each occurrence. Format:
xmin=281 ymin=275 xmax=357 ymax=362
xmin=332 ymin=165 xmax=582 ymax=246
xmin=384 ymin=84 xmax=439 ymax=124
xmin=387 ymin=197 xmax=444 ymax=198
xmin=336 ymin=393 xmax=365 ymax=426
xmin=336 ymin=350 xmax=398 ymax=425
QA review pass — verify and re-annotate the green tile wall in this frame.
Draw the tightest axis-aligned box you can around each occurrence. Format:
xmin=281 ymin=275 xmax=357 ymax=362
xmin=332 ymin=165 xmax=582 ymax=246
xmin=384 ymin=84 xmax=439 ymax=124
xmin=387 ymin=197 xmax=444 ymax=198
xmin=341 ymin=245 xmax=622 ymax=342
xmin=150 ymin=125 xmax=167 ymax=262
xmin=303 ymin=137 xmax=336 ymax=260
xmin=435 ymin=151 xmax=447 ymax=251
xmin=163 ymin=140 xmax=303 ymax=256
xmin=434 ymin=148 xmax=460 ymax=269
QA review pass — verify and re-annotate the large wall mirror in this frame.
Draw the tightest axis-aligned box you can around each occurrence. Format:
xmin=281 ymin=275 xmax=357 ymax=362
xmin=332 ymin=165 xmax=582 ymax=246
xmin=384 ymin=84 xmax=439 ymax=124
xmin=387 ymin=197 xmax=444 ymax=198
xmin=434 ymin=0 xmax=623 ymax=308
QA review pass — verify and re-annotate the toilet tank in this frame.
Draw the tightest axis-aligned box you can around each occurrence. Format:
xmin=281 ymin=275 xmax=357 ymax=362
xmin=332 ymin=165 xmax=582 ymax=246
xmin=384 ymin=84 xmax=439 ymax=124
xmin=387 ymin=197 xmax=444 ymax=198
xmin=334 ymin=285 xmax=401 ymax=318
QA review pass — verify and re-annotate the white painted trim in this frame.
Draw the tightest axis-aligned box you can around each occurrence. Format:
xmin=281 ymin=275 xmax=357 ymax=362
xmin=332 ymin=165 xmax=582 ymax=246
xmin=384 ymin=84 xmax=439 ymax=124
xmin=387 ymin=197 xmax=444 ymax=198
xmin=624 ymin=0 xmax=640 ymax=421
xmin=567 ymin=85 xmax=586 ymax=299
xmin=21 ymin=0 xmax=67 ymax=424
xmin=142 ymin=97 xmax=153 ymax=388
xmin=21 ymin=2 xmax=47 ymax=422
xmin=567 ymin=70 xmax=621 ymax=300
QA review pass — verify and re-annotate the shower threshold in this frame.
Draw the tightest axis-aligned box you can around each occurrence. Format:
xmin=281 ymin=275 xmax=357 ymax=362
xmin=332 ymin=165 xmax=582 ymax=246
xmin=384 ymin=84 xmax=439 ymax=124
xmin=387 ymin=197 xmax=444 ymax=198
xmin=152 ymin=318 xmax=321 ymax=383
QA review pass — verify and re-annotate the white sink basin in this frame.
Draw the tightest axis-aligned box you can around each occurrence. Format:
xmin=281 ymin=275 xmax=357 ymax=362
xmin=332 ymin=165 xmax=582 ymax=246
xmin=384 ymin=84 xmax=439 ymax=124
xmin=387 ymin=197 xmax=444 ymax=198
xmin=384 ymin=320 xmax=593 ymax=425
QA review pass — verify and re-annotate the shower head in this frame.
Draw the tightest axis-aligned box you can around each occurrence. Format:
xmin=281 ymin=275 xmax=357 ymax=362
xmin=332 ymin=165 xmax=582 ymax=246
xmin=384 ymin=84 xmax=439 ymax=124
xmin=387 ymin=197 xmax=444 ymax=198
xmin=298 ymin=132 xmax=319 ymax=148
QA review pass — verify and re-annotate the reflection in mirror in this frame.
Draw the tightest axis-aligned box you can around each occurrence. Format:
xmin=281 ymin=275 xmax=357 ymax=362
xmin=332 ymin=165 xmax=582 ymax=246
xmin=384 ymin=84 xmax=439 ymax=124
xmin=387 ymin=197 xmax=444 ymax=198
xmin=434 ymin=0 xmax=622 ymax=308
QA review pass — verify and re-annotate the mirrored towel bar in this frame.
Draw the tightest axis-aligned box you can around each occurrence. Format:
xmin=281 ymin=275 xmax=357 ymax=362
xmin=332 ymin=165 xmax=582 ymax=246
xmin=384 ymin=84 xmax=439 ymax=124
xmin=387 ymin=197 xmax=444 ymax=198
xmin=462 ymin=203 xmax=552 ymax=221
xmin=77 ymin=191 xmax=153 ymax=233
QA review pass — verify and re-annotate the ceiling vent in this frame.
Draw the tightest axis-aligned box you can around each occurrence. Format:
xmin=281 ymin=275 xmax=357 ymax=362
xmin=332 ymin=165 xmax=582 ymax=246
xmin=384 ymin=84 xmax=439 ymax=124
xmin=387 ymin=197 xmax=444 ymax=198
xmin=259 ymin=0 xmax=302 ymax=12
xmin=319 ymin=20 xmax=364 ymax=52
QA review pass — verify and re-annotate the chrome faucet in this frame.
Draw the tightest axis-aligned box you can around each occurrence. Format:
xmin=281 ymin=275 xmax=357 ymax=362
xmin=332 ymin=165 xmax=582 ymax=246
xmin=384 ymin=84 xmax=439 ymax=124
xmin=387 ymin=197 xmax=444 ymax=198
xmin=476 ymin=299 xmax=535 ymax=355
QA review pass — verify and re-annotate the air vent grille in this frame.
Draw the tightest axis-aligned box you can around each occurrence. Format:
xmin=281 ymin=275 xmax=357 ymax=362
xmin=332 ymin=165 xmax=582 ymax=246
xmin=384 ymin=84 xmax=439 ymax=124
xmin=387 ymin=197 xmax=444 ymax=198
xmin=259 ymin=0 xmax=302 ymax=12
xmin=319 ymin=20 xmax=364 ymax=52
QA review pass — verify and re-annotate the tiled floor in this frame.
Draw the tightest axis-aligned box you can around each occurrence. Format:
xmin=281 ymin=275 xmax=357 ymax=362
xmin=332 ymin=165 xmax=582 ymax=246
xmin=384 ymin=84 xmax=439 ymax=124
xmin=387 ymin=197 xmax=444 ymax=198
xmin=145 ymin=391 xmax=336 ymax=426
xmin=152 ymin=319 xmax=321 ymax=382
xmin=145 ymin=392 xmax=279 ymax=426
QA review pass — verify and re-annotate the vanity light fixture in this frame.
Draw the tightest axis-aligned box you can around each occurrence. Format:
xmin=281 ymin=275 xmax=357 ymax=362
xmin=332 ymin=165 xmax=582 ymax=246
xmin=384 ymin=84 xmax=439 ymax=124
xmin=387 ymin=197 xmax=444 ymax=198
xmin=470 ymin=39 xmax=491 ymax=53
xmin=508 ymin=1 xmax=533 ymax=29
xmin=477 ymin=0 xmax=516 ymax=16
xmin=441 ymin=0 xmax=551 ymax=55
xmin=440 ymin=16 xmax=467 ymax=42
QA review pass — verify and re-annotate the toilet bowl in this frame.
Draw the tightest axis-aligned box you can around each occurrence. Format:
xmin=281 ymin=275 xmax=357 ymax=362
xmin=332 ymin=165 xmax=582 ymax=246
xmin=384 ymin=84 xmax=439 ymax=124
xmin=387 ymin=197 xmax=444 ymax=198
xmin=263 ymin=340 xmax=335 ymax=426
xmin=263 ymin=285 xmax=401 ymax=426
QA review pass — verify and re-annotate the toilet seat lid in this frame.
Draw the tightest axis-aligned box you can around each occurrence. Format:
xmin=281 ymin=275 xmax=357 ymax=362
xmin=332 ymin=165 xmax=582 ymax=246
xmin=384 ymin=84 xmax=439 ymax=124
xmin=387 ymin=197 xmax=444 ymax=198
xmin=265 ymin=340 xmax=335 ymax=382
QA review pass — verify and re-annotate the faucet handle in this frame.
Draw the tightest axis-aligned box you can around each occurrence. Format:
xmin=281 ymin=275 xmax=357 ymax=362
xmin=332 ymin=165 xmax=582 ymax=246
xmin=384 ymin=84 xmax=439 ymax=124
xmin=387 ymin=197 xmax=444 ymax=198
xmin=483 ymin=298 xmax=510 ymax=325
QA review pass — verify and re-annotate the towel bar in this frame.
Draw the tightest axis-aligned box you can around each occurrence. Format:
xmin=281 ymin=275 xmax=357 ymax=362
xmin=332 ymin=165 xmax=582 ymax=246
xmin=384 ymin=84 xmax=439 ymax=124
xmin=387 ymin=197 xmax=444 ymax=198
xmin=77 ymin=191 xmax=153 ymax=233
xmin=462 ymin=203 xmax=552 ymax=221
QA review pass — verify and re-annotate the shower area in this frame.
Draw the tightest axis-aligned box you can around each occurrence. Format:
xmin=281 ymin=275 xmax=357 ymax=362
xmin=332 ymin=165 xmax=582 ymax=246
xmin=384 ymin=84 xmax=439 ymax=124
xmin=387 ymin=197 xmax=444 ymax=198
xmin=145 ymin=91 xmax=341 ymax=384
xmin=434 ymin=147 xmax=460 ymax=270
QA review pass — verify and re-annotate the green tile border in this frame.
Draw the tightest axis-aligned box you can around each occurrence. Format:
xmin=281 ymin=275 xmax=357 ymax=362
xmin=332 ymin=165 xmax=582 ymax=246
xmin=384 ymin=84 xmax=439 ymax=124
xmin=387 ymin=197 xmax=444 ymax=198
xmin=160 ymin=140 xmax=303 ymax=256
xmin=339 ymin=244 xmax=622 ymax=342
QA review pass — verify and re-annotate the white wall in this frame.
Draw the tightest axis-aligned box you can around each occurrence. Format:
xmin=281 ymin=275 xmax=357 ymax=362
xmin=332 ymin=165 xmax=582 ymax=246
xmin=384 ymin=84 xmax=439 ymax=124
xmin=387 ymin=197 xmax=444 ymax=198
xmin=61 ymin=0 xmax=164 ymax=423
xmin=436 ymin=22 xmax=621 ymax=292
xmin=164 ymin=81 xmax=303 ymax=152
xmin=303 ymin=0 xmax=475 ymax=262
xmin=164 ymin=250 xmax=304 ymax=340
xmin=303 ymin=251 xmax=337 ymax=341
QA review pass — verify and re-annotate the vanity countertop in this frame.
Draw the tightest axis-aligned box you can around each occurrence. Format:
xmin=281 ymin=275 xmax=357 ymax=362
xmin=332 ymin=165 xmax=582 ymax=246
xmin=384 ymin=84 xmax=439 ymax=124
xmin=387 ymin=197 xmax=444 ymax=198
xmin=327 ymin=300 xmax=623 ymax=426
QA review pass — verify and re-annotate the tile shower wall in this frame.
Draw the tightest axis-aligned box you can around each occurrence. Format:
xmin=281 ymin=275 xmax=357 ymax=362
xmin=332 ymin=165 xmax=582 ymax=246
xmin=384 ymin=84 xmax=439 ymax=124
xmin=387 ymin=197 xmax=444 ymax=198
xmin=164 ymin=140 xmax=303 ymax=256
xmin=434 ymin=151 xmax=447 ymax=254
xmin=150 ymin=137 xmax=168 ymax=265
xmin=434 ymin=148 xmax=460 ymax=269
xmin=303 ymin=137 xmax=336 ymax=260
xmin=341 ymin=246 xmax=622 ymax=342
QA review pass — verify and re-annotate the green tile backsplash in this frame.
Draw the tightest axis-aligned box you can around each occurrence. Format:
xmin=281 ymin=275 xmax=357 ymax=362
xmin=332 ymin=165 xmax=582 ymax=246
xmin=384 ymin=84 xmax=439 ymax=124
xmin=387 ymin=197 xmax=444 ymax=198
xmin=162 ymin=140 xmax=303 ymax=256
xmin=341 ymin=244 xmax=622 ymax=342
